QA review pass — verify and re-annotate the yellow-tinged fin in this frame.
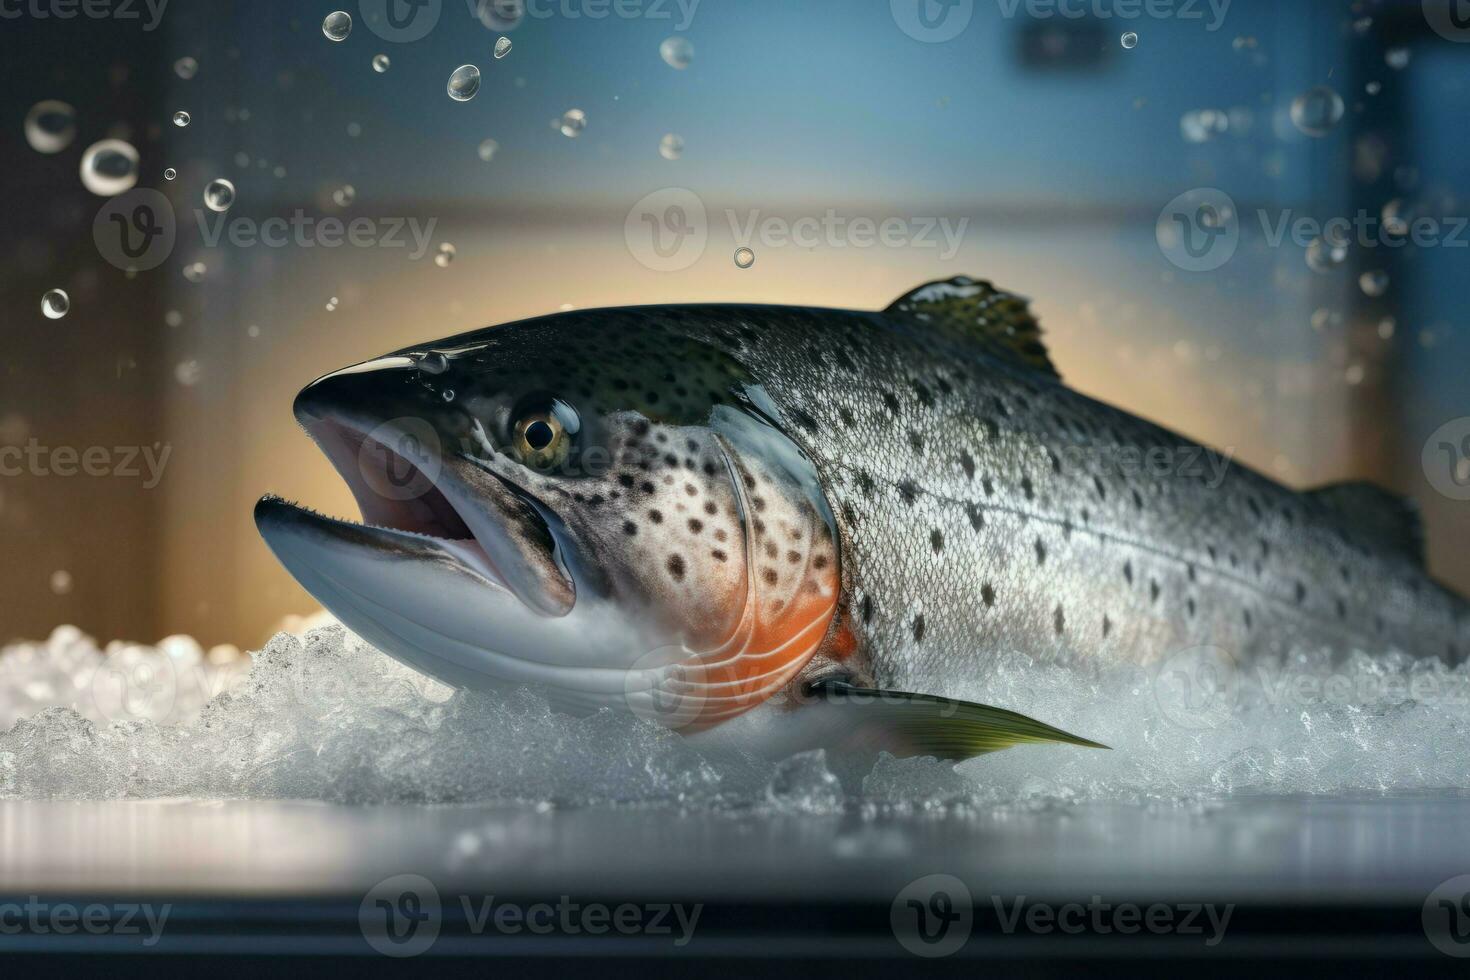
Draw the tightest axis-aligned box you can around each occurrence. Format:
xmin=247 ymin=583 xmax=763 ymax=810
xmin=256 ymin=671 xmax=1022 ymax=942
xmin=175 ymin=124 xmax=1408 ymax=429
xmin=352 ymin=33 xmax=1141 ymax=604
xmin=801 ymin=680 xmax=1108 ymax=761
xmin=884 ymin=275 xmax=1059 ymax=378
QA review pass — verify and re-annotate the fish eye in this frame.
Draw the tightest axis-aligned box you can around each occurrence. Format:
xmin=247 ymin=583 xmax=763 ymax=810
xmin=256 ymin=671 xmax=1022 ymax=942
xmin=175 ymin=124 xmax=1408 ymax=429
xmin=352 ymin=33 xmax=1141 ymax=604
xmin=510 ymin=396 xmax=580 ymax=470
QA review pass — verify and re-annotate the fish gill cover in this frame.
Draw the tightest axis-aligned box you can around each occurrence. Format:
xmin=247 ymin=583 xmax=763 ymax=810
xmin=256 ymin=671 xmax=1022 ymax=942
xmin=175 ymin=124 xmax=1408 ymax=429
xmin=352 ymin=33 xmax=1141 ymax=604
xmin=0 ymin=624 xmax=1468 ymax=807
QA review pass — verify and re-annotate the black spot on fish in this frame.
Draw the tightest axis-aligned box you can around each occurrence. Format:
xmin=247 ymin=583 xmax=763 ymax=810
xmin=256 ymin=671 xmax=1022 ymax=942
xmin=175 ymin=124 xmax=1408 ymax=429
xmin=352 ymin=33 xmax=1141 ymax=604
xmin=959 ymin=451 xmax=976 ymax=480
xmin=1149 ymin=579 xmax=1160 ymax=603
xmin=838 ymin=407 xmax=855 ymax=427
xmin=897 ymin=480 xmax=920 ymax=505
xmin=667 ymin=555 xmax=686 ymax=581
xmin=982 ymin=477 xmax=996 ymax=497
xmin=966 ymin=503 xmax=984 ymax=531
xmin=1186 ymin=597 xmax=1196 ymax=618
xmin=1021 ymin=476 xmax=1035 ymax=501
xmin=1244 ymin=609 xmax=1253 ymax=630
xmin=1047 ymin=450 xmax=1062 ymax=475
xmin=912 ymin=382 xmax=934 ymax=408
xmin=1094 ymin=476 xmax=1107 ymax=500
xmin=856 ymin=471 xmax=875 ymax=496
xmin=982 ymin=584 xmax=996 ymax=607
xmin=1123 ymin=561 xmax=1134 ymax=586
xmin=1054 ymin=605 xmax=1065 ymax=634
xmin=912 ymin=615 xmax=925 ymax=643
xmin=930 ymin=529 xmax=944 ymax=553
xmin=1102 ymin=614 xmax=1112 ymax=638
xmin=762 ymin=568 xmax=778 ymax=585
xmin=1034 ymin=538 xmax=1047 ymax=565
xmin=1295 ymin=581 xmax=1306 ymax=604
xmin=622 ymin=521 xmax=637 ymax=536
xmin=788 ymin=406 xmax=819 ymax=435
xmin=1335 ymin=597 xmax=1347 ymax=619
xmin=907 ymin=430 xmax=925 ymax=454
xmin=648 ymin=509 xmax=663 ymax=524
xmin=1131 ymin=488 xmax=1144 ymax=510
xmin=861 ymin=595 xmax=875 ymax=623
xmin=618 ymin=474 xmax=635 ymax=489
xmin=688 ymin=519 xmax=704 ymax=534
xmin=881 ymin=391 xmax=900 ymax=414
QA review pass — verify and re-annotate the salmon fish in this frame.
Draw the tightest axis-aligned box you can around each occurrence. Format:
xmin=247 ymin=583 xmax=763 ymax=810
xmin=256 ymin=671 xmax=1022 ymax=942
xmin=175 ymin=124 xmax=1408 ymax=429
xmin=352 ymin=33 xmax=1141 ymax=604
xmin=255 ymin=276 xmax=1469 ymax=761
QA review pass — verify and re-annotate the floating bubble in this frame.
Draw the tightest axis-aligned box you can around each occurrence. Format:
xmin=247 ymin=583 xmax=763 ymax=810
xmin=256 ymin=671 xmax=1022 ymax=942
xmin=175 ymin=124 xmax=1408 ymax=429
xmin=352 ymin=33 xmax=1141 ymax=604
xmin=1359 ymin=270 xmax=1390 ymax=297
xmin=448 ymin=65 xmax=481 ymax=102
xmin=1385 ymin=47 xmax=1410 ymax=71
xmin=372 ymin=53 xmax=390 ymax=73
xmin=332 ymin=184 xmax=356 ymax=207
xmin=1345 ymin=363 xmax=1365 ymax=386
xmin=660 ymin=36 xmax=693 ymax=69
xmin=325 ymin=296 xmax=339 ymax=312
xmin=442 ymin=389 xmax=456 ymax=402
xmin=477 ymin=139 xmax=499 ymax=162
xmin=558 ymin=108 xmax=586 ymax=138
xmin=1179 ymin=109 xmax=1228 ymax=144
xmin=24 ymin=100 xmax=76 ymax=154
xmin=163 ymin=167 xmax=177 ymax=181
xmin=1382 ymin=198 xmax=1418 ymax=237
xmin=203 ymin=178 xmax=236 ymax=213
xmin=658 ymin=133 xmax=684 ymax=160
xmin=1120 ymin=32 xmax=1138 ymax=49
xmin=323 ymin=10 xmax=352 ymax=41
xmin=734 ymin=246 xmax=755 ymax=269
xmin=1352 ymin=16 xmax=1373 ymax=35
xmin=172 ymin=110 xmax=190 ymax=128
xmin=1377 ymin=317 xmax=1396 ymax=340
xmin=40 ymin=289 xmax=69 ymax=320
xmin=1231 ymin=35 xmax=1257 ymax=50
xmin=174 ymin=57 xmax=199 ymax=80
xmin=48 ymin=570 xmax=73 ymax=595
xmin=346 ymin=121 xmax=362 ymax=138
xmin=1365 ymin=81 xmax=1382 ymax=96
xmin=494 ymin=36 xmax=511 ymax=59
xmin=79 ymin=139 xmax=139 ymax=196
xmin=175 ymin=360 xmax=202 ymax=386
xmin=1305 ymin=233 xmax=1349 ymax=274
xmin=165 ymin=310 xmax=183 ymax=328
xmin=1290 ymin=85 xmax=1344 ymax=137
xmin=183 ymin=262 xmax=207 ymax=283
xmin=434 ymin=243 xmax=456 ymax=268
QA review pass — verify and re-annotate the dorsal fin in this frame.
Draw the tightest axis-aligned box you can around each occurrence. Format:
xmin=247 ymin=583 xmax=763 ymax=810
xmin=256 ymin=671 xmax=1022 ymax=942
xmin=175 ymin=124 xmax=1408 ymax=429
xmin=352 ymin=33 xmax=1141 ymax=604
xmin=884 ymin=275 xmax=1058 ymax=378
xmin=1309 ymin=481 xmax=1424 ymax=566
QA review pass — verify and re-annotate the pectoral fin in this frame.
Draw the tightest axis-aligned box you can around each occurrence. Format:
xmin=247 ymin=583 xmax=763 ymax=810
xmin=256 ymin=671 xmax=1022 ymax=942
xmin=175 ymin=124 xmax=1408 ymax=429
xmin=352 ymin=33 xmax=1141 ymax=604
xmin=780 ymin=680 xmax=1109 ymax=762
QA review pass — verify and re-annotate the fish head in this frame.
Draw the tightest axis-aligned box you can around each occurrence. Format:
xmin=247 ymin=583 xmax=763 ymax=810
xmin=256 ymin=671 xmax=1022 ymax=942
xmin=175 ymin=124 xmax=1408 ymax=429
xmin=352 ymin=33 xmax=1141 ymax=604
xmin=255 ymin=310 xmax=841 ymax=729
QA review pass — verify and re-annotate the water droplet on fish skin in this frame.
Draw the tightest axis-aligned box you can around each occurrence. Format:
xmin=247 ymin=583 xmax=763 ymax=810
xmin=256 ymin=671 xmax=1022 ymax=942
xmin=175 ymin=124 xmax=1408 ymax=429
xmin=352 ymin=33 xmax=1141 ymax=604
xmin=434 ymin=242 xmax=457 ymax=267
xmin=372 ymin=53 xmax=391 ymax=73
xmin=163 ymin=167 xmax=178 ymax=181
xmin=1305 ymin=234 xmax=1349 ymax=274
xmin=448 ymin=65 xmax=482 ymax=102
xmin=40 ymin=289 xmax=69 ymax=320
xmin=494 ymin=36 xmax=511 ymax=58
xmin=734 ymin=247 xmax=755 ymax=269
xmin=183 ymin=262 xmax=207 ymax=283
xmin=1290 ymin=85 xmax=1344 ymax=137
xmin=1359 ymin=270 xmax=1390 ymax=297
xmin=477 ymin=139 xmax=499 ymax=162
xmin=659 ymin=133 xmax=684 ymax=160
xmin=203 ymin=178 xmax=236 ymax=213
xmin=558 ymin=108 xmax=586 ymax=138
xmin=49 ymin=570 xmax=73 ymax=595
xmin=24 ymin=100 xmax=76 ymax=154
xmin=659 ymin=35 xmax=693 ymax=69
xmin=1385 ymin=47 xmax=1410 ymax=71
xmin=322 ymin=10 xmax=352 ymax=41
xmin=174 ymin=56 xmax=199 ymax=80
xmin=79 ymin=139 xmax=139 ymax=196
xmin=1120 ymin=32 xmax=1138 ymax=49
xmin=332 ymin=184 xmax=356 ymax=207
xmin=418 ymin=352 xmax=450 ymax=375
xmin=172 ymin=110 xmax=190 ymax=128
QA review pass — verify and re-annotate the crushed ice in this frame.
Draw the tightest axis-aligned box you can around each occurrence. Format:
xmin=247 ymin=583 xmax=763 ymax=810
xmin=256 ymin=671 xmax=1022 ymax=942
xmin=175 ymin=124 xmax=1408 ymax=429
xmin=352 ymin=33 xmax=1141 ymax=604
xmin=1 ymin=625 xmax=1469 ymax=806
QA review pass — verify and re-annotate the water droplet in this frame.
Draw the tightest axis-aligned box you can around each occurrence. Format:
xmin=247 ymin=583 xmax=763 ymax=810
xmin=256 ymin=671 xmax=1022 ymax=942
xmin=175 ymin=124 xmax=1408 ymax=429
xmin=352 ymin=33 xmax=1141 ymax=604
xmin=1290 ymin=86 xmax=1344 ymax=137
xmin=175 ymin=360 xmax=203 ymax=386
xmin=494 ymin=36 xmax=512 ymax=59
xmin=183 ymin=262 xmax=207 ymax=283
xmin=174 ymin=57 xmax=199 ymax=80
xmin=172 ymin=110 xmax=191 ymax=128
xmin=418 ymin=352 xmax=450 ymax=375
xmin=49 ymin=570 xmax=73 ymax=595
xmin=1382 ymin=198 xmax=1418 ymax=237
xmin=434 ymin=242 xmax=457 ymax=268
xmin=332 ymin=184 xmax=356 ymax=207
xmin=1120 ymin=31 xmax=1138 ymax=49
xmin=477 ymin=139 xmax=499 ymax=162
xmin=163 ymin=167 xmax=178 ymax=181
xmin=442 ymin=389 xmax=456 ymax=402
xmin=1365 ymin=81 xmax=1382 ymax=95
xmin=1179 ymin=109 xmax=1228 ymax=144
xmin=323 ymin=10 xmax=352 ymax=41
xmin=558 ymin=108 xmax=586 ymax=138
xmin=325 ymin=296 xmax=339 ymax=312
xmin=448 ymin=65 xmax=481 ymax=102
xmin=79 ymin=139 xmax=139 ymax=196
xmin=203 ymin=178 xmax=236 ymax=213
xmin=40 ymin=289 xmax=69 ymax=320
xmin=734 ymin=246 xmax=755 ymax=269
xmin=24 ymin=100 xmax=76 ymax=154
xmin=373 ymin=53 xmax=391 ymax=73
xmin=660 ymin=36 xmax=693 ymax=69
xmin=247 ymin=324 xmax=261 ymax=338
xmin=1359 ymin=270 xmax=1390 ymax=297
xmin=1385 ymin=47 xmax=1410 ymax=71
xmin=659 ymin=133 xmax=684 ymax=160
xmin=1305 ymin=234 xmax=1349 ymax=274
